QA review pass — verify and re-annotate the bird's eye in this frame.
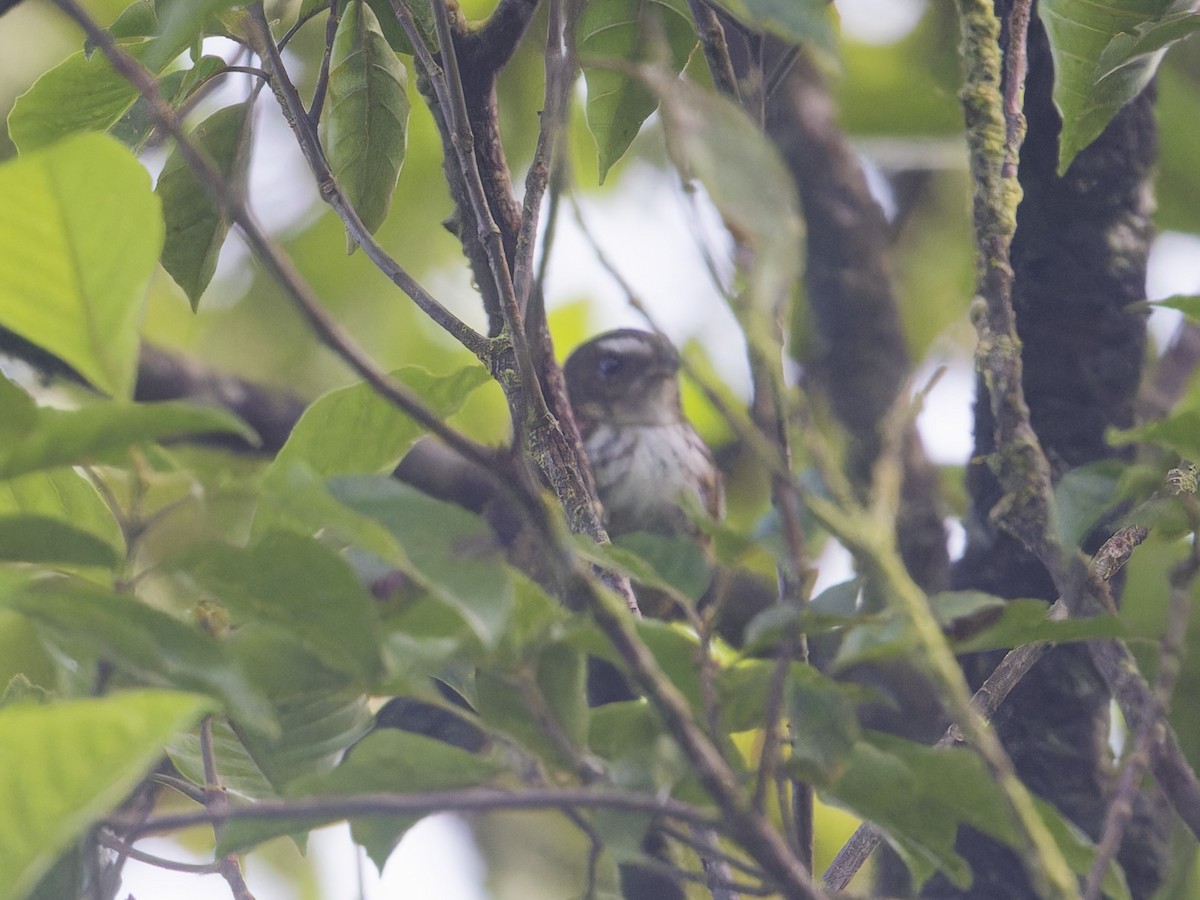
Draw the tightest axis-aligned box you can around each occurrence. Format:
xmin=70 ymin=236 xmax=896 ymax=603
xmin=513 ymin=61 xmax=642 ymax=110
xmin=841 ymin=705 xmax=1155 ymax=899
xmin=597 ymin=354 xmax=622 ymax=378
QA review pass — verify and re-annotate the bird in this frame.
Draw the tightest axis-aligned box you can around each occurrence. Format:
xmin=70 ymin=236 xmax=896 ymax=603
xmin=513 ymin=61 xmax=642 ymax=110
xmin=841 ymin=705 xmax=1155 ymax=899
xmin=563 ymin=328 xmax=724 ymax=540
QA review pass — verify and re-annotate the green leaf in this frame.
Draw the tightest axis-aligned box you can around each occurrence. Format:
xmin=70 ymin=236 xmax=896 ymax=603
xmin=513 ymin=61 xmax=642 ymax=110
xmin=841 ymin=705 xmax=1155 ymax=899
xmin=1038 ymin=0 xmax=1175 ymax=172
xmin=167 ymin=716 xmax=277 ymax=802
xmin=106 ymin=0 xmax=159 ymax=41
xmin=1149 ymin=293 xmax=1200 ymax=321
xmin=822 ymin=732 xmax=1021 ymax=889
xmin=950 ymin=599 xmax=1127 ymax=654
xmin=717 ymin=660 xmax=861 ymax=779
xmin=1053 ymin=459 xmax=1124 ymax=548
xmin=0 ymin=578 xmax=275 ymax=733
xmin=328 ymin=477 xmax=514 ymax=649
xmin=0 ymin=390 xmax=254 ymax=480
xmin=610 ymin=532 xmax=714 ymax=601
xmin=8 ymin=46 xmax=145 ymax=153
xmin=326 ymin=0 xmax=411 ymax=248
xmin=157 ymin=101 xmax=255 ymax=307
xmin=476 ymin=642 xmax=588 ymax=770
xmin=1037 ymin=796 xmax=1133 ymax=900
xmin=1111 ymin=405 xmax=1200 ymax=459
xmin=0 ymin=468 xmax=125 ymax=562
xmin=706 ymin=0 xmax=835 ymax=50
xmin=269 ymin=365 xmax=490 ymax=479
xmin=1096 ymin=4 xmax=1200 ymax=85
xmin=577 ymin=0 xmax=696 ymax=182
xmin=0 ymin=134 xmax=163 ymax=396
xmin=0 ymin=517 xmax=119 ymax=568
xmin=365 ymin=0 xmax=437 ymax=54
xmin=589 ymin=701 xmax=694 ymax=796
xmin=174 ymin=531 xmax=384 ymax=683
xmin=227 ymin=626 xmax=372 ymax=789
xmin=0 ymin=690 xmax=213 ymax=900
xmin=218 ymin=728 xmax=501 ymax=862
xmin=151 ymin=0 xmax=251 ymax=69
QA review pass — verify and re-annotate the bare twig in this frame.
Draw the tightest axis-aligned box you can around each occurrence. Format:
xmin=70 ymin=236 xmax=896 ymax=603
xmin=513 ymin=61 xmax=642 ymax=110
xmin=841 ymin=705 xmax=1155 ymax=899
xmin=119 ymin=786 xmax=718 ymax=838
xmin=306 ymin=0 xmax=340 ymax=125
xmin=201 ymin=716 xmax=256 ymax=900
xmin=96 ymin=832 xmax=223 ymax=875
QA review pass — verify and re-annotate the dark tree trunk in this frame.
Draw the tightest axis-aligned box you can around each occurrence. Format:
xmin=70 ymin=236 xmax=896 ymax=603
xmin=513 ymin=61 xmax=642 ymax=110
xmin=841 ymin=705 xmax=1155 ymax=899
xmin=924 ymin=4 xmax=1168 ymax=898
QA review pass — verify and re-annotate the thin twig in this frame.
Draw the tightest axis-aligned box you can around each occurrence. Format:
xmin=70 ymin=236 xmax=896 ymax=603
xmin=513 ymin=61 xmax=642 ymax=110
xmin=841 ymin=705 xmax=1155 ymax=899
xmin=116 ymin=787 xmax=718 ymax=838
xmin=428 ymin=0 xmax=548 ymax=416
xmin=201 ymin=716 xmax=257 ymax=900
xmin=307 ymin=0 xmax=340 ymax=125
xmin=95 ymin=832 xmax=223 ymax=875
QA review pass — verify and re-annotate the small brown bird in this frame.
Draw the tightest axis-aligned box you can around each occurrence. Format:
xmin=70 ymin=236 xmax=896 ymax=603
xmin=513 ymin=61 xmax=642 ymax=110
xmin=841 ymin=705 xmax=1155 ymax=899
xmin=563 ymin=329 xmax=724 ymax=538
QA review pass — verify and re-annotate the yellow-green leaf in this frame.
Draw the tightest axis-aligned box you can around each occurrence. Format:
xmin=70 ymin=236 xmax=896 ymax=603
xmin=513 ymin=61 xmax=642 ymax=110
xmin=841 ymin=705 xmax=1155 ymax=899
xmin=0 ymin=134 xmax=162 ymax=397
xmin=0 ymin=691 xmax=213 ymax=900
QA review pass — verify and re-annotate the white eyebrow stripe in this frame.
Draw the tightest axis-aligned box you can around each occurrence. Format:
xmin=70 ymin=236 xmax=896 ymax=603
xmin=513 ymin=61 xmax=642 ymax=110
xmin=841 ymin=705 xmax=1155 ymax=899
xmin=595 ymin=335 xmax=655 ymax=357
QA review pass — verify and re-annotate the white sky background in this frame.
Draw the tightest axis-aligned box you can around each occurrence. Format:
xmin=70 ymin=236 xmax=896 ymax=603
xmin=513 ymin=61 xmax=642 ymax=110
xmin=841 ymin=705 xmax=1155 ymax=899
xmin=116 ymin=0 xmax=1200 ymax=895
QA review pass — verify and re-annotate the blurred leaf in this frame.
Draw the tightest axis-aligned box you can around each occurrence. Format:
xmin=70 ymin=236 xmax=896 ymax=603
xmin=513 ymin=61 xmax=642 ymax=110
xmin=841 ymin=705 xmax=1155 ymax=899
xmin=1111 ymin=405 xmax=1200 ymax=459
xmin=0 ymin=393 xmax=254 ymax=480
xmin=167 ymin=716 xmax=277 ymax=802
xmin=1096 ymin=4 xmax=1200 ymax=84
xmin=577 ymin=0 xmax=696 ymax=182
xmin=0 ymin=134 xmax=162 ymax=396
xmin=476 ymin=642 xmax=588 ymax=769
xmin=268 ymin=365 xmax=489 ymax=479
xmin=0 ymin=518 xmax=119 ymax=568
xmin=610 ymin=531 xmax=714 ymax=601
xmin=228 ymin=625 xmax=373 ymax=789
xmin=1156 ymin=67 xmax=1200 ymax=233
xmin=158 ymin=101 xmax=255 ymax=307
xmin=718 ymin=660 xmax=861 ymax=779
xmin=950 ymin=598 xmax=1127 ymax=654
xmin=1052 ymin=459 xmax=1124 ymax=548
xmin=218 ymin=728 xmax=501 ymax=862
xmin=0 ymin=468 xmax=125 ymax=561
xmin=822 ymin=732 xmax=1022 ymax=890
xmin=174 ymin=531 xmax=384 ymax=684
xmin=366 ymin=0 xmax=437 ymax=54
xmin=1149 ymin=293 xmax=1200 ymax=320
xmin=0 ymin=609 xmax=56 ymax=694
xmin=106 ymin=0 xmax=158 ymax=40
xmin=1039 ymin=0 xmax=1175 ymax=172
xmin=0 ymin=691 xmax=213 ymax=900
xmin=8 ymin=45 xmax=145 ymax=152
xmin=589 ymin=700 xmax=693 ymax=795
xmin=1037 ymin=796 xmax=1132 ymax=900
xmin=150 ymin=0 xmax=250 ymax=69
xmin=707 ymin=0 xmax=835 ymax=50
xmin=326 ymin=0 xmax=411 ymax=249
xmin=648 ymin=71 xmax=803 ymax=338
xmin=0 ymin=578 xmax=275 ymax=734
xmin=329 ymin=477 xmax=514 ymax=649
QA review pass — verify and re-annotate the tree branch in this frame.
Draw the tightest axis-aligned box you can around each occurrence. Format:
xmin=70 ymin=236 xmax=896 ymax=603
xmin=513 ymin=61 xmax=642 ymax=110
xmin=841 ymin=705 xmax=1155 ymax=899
xmin=120 ymin=786 xmax=717 ymax=838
